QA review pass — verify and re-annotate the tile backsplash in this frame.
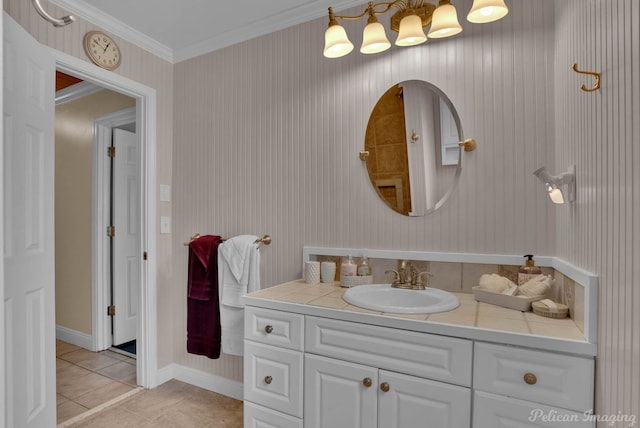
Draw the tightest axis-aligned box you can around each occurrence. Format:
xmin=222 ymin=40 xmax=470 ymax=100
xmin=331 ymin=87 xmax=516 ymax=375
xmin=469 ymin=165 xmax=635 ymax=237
xmin=311 ymin=254 xmax=585 ymax=334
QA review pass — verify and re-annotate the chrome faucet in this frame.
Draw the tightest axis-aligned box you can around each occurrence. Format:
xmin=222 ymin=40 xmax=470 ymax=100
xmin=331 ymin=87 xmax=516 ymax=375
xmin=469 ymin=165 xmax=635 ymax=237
xmin=385 ymin=260 xmax=431 ymax=290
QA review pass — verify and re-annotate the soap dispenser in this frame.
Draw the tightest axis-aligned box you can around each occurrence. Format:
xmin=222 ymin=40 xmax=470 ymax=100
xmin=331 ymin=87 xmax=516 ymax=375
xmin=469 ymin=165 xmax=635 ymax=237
xmin=357 ymin=255 xmax=371 ymax=276
xmin=341 ymin=255 xmax=357 ymax=277
xmin=518 ymin=255 xmax=542 ymax=285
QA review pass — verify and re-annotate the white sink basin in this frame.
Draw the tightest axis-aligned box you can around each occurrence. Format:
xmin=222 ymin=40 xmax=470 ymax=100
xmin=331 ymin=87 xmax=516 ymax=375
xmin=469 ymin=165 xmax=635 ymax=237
xmin=343 ymin=284 xmax=459 ymax=314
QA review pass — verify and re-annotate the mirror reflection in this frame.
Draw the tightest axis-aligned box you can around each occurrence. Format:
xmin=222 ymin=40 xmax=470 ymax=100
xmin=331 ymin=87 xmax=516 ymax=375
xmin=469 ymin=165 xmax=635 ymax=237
xmin=364 ymin=80 xmax=462 ymax=216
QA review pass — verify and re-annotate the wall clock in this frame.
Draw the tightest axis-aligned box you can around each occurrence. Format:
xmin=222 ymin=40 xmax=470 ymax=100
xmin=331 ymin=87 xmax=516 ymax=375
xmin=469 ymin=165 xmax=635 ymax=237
xmin=83 ymin=31 xmax=121 ymax=71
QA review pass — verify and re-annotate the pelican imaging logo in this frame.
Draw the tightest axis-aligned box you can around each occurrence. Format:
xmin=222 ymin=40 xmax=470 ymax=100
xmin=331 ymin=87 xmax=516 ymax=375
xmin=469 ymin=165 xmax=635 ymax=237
xmin=529 ymin=409 xmax=637 ymax=426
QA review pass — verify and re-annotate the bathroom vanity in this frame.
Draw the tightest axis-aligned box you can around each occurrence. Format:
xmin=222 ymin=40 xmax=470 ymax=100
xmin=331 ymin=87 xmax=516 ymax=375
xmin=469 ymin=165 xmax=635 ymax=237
xmin=243 ymin=280 xmax=596 ymax=428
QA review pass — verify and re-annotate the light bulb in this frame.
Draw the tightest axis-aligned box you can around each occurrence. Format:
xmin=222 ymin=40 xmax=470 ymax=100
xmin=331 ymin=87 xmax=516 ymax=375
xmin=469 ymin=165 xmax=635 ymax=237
xmin=323 ymin=24 xmax=354 ymax=58
xmin=396 ymin=14 xmax=427 ymax=46
xmin=467 ymin=0 xmax=509 ymax=23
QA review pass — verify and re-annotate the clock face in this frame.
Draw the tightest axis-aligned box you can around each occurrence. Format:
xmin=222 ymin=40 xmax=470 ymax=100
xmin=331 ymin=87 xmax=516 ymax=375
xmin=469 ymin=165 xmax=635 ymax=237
xmin=83 ymin=31 xmax=121 ymax=70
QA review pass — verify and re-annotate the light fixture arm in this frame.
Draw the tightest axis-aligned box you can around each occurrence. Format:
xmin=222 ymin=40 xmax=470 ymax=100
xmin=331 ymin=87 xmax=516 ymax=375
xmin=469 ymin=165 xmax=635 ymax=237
xmin=329 ymin=1 xmax=412 ymax=22
xmin=31 ymin=0 xmax=75 ymax=27
xmin=533 ymin=165 xmax=576 ymax=204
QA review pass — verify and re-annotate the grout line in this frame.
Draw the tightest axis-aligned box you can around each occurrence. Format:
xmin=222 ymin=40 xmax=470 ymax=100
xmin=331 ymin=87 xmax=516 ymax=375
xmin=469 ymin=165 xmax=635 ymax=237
xmin=56 ymin=386 xmax=145 ymax=427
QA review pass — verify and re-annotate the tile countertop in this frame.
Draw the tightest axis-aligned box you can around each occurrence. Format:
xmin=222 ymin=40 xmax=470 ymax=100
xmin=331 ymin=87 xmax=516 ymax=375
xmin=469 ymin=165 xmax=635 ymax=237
xmin=243 ymin=280 xmax=597 ymax=357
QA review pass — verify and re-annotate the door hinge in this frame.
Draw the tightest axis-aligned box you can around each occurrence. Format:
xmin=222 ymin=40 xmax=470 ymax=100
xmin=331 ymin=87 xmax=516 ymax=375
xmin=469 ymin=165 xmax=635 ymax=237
xmin=143 ymin=251 xmax=148 ymax=261
xmin=107 ymin=225 xmax=115 ymax=237
xmin=107 ymin=305 xmax=116 ymax=316
xmin=107 ymin=146 xmax=116 ymax=157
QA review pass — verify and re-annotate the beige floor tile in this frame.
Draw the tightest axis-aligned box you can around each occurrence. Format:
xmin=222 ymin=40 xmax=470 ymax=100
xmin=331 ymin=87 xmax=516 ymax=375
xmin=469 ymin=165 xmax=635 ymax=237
xmin=57 ymin=399 xmax=89 ymax=424
xmin=98 ymin=361 xmax=138 ymax=384
xmin=67 ymin=404 xmax=151 ymax=428
xmin=58 ymin=372 xmax=115 ymax=400
xmin=57 ymin=358 xmax=73 ymax=370
xmin=58 ymin=348 xmax=101 ymax=364
xmin=118 ymin=381 xmax=191 ymax=420
xmin=74 ymin=353 xmax=122 ymax=372
xmin=57 ymin=364 xmax=93 ymax=382
xmin=57 ymin=340 xmax=82 ymax=356
xmin=74 ymin=380 xmax=135 ymax=408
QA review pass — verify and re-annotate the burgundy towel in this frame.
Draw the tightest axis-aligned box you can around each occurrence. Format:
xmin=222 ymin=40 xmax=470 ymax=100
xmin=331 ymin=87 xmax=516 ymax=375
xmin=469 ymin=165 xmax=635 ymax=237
xmin=187 ymin=235 xmax=222 ymax=359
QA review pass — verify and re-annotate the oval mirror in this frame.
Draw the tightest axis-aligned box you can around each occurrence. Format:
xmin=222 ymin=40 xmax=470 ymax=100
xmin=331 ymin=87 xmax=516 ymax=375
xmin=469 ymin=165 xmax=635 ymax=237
xmin=363 ymin=80 xmax=463 ymax=216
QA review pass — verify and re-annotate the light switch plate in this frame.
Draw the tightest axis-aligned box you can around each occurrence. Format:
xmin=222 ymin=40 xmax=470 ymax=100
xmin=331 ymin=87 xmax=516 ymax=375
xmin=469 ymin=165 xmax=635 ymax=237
xmin=160 ymin=216 xmax=171 ymax=234
xmin=160 ymin=184 xmax=171 ymax=202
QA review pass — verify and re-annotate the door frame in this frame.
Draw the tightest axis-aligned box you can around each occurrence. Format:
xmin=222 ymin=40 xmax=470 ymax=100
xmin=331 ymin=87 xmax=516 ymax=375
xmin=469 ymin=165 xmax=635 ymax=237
xmin=53 ymin=49 xmax=159 ymax=388
xmin=92 ymin=107 xmax=136 ymax=352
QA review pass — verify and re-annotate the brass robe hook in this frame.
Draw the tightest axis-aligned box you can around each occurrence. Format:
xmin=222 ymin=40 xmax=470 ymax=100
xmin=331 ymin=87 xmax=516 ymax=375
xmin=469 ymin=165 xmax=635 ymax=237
xmin=572 ymin=64 xmax=600 ymax=92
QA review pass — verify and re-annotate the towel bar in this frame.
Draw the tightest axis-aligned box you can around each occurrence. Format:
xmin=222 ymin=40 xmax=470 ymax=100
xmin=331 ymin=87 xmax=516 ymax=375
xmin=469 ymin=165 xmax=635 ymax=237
xmin=184 ymin=234 xmax=272 ymax=247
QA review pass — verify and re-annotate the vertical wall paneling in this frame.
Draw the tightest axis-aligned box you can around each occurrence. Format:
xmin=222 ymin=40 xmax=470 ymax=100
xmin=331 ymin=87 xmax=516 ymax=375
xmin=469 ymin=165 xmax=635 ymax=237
xmin=555 ymin=0 xmax=640 ymax=419
xmin=173 ymin=0 xmax=557 ymax=381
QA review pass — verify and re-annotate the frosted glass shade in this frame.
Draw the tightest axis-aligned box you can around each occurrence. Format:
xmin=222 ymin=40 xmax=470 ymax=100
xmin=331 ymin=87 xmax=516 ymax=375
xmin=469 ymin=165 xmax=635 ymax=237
xmin=395 ymin=14 xmax=427 ymax=46
xmin=428 ymin=2 xmax=463 ymax=38
xmin=549 ymin=187 xmax=565 ymax=204
xmin=361 ymin=22 xmax=391 ymax=54
xmin=467 ymin=0 xmax=509 ymax=23
xmin=324 ymin=24 xmax=354 ymax=58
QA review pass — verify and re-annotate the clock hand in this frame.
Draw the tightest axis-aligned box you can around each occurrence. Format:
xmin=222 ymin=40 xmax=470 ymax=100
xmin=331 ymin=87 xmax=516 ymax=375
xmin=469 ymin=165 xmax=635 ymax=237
xmin=103 ymin=42 xmax=111 ymax=53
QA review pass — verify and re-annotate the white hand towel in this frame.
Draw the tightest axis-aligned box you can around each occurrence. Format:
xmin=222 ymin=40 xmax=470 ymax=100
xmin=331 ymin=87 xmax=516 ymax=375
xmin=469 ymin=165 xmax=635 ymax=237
xmin=218 ymin=235 xmax=261 ymax=356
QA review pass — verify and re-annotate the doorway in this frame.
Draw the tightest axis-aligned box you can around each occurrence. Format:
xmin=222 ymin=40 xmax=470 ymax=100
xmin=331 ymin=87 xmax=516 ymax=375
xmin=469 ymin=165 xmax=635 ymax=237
xmin=54 ymin=47 xmax=159 ymax=390
xmin=55 ymin=75 xmax=138 ymax=355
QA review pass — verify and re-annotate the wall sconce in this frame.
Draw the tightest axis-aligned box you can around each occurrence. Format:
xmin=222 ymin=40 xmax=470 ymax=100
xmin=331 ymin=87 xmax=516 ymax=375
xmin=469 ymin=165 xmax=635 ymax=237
xmin=323 ymin=0 xmax=509 ymax=58
xmin=533 ymin=165 xmax=576 ymax=204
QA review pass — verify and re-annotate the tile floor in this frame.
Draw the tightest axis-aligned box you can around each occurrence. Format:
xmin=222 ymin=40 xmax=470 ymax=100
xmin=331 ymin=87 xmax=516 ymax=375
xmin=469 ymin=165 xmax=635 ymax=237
xmin=57 ymin=340 xmax=138 ymax=424
xmin=57 ymin=340 xmax=244 ymax=427
xmin=64 ymin=379 xmax=243 ymax=428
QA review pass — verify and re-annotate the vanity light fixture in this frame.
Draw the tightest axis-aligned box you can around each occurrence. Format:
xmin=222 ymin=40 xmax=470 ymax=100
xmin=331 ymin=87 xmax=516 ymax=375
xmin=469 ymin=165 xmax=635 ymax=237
xmin=533 ymin=165 xmax=576 ymax=204
xmin=323 ymin=0 xmax=508 ymax=58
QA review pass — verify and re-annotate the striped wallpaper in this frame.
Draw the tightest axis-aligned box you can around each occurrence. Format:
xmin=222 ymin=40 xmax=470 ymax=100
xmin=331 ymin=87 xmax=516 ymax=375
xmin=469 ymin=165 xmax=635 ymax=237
xmin=172 ymin=0 xmax=558 ymax=383
xmin=554 ymin=0 xmax=640 ymax=421
xmin=5 ymin=0 xmax=638 ymax=419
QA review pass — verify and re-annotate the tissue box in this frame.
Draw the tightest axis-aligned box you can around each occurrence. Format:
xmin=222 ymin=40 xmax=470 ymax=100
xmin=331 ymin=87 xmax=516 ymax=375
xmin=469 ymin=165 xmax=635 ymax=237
xmin=472 ymin=286 xmax=545 ymax=311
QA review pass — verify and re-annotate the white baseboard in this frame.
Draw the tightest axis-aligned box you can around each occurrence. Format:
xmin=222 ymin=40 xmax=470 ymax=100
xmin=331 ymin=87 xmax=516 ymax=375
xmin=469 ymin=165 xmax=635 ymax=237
xmin=56 ymin=325 xmax=93 ymax=350
xmin=157 ymin=363 xmax=243 ymax=401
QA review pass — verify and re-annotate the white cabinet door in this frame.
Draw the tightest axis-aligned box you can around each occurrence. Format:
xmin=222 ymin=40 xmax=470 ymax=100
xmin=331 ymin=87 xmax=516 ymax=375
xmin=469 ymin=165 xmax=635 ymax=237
xmin=378 ymin=370 xmax=471 ymax=428
xmin=305 ymin=354 xmax=378 ymax=428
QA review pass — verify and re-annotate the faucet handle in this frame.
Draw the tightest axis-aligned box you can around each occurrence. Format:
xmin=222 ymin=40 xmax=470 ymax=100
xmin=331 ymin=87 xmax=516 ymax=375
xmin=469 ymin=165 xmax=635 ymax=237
xmin=385 ymin=269 xmax=400 ymax=283
xmin=416 ymin=271 xmax=433 ymax=289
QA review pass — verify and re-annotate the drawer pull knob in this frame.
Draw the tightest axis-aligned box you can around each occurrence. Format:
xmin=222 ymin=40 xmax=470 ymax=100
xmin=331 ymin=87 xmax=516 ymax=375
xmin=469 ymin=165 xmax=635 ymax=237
xmin=264 ymin=325 xmax=274 ymax=334
xmin=362 ymin=377 xmax=372 ymax=388
xmin=264 ymin=376 xmax=273 ymax=385
xmin=380 ymin=382 xmax=390 ymax=392
xmin=524 ymin=373 xmax=537 ymax=385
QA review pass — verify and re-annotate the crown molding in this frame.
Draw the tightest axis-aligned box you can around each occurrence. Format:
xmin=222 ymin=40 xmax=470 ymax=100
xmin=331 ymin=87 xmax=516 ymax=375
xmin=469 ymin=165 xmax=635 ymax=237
xmin=49 ymin=0 xmax=366 ymax=64
xmin=172 ymin=0 xmax=366 ymax=63
xmin=49 ymin=0 xmax=174 ymax=62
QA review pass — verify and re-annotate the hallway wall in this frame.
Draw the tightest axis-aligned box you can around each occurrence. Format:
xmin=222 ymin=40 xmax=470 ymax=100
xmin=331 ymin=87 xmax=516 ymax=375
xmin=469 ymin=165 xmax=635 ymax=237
xmin=55 ymin=89 xmax=135 ymax=335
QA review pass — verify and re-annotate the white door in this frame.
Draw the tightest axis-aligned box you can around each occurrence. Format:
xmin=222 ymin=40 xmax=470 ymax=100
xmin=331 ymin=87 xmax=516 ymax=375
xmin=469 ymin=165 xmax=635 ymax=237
xmin=112 ymin=128 xmax=140 ymax=346
xmin=304 ymin=354 xmax=378 ymax=428
xmin=3 ymin=12 xmax=56 ymax=428
xmin=378 ymin=370 xmax=471 ymax=428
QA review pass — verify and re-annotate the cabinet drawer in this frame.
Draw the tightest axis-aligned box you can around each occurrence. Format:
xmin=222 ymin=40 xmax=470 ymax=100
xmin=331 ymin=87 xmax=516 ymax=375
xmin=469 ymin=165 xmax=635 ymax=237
xmin=245 ymin=306 xmax=304 ymax=351
xmin=244 ymin=402 xmax=302 ymax=428
xmin=474 ymin=342 xmax=594 ymax=412
xmin=305 ymin=316 xmax=472 ymax=386
xmin=244 ymin=342 xmax=303 ymax=418
xmin=474 ymin=391 xmax=595 ymax=427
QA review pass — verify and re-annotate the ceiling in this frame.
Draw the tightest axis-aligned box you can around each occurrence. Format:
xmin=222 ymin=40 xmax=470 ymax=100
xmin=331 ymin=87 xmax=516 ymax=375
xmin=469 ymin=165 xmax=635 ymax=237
xmin=49 ymin=0 xmax=365 ymax=63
